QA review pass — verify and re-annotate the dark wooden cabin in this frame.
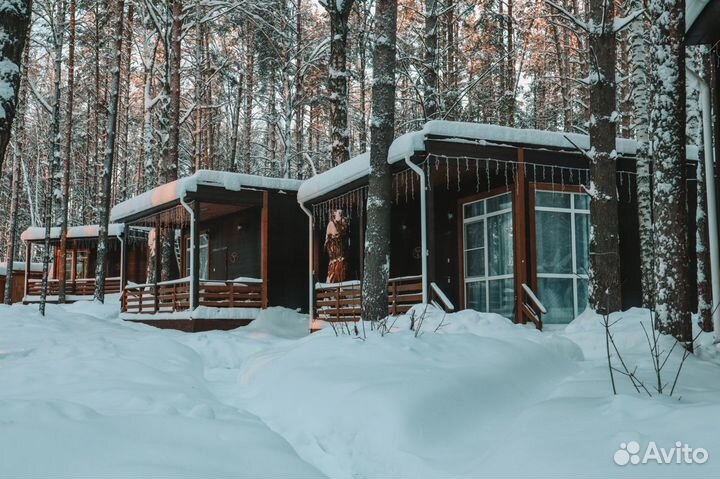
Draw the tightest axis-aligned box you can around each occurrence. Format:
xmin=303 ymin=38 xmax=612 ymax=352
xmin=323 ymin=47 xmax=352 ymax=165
xmin=110 ymin=170 xmax=307 ymax=332
xmin=20 ymin=224 xmax=147 ymax=302
xmin=298 ymin=121 xmax=707 ymax=329
xmin=0 ymin=262 xmax=42 ymax=304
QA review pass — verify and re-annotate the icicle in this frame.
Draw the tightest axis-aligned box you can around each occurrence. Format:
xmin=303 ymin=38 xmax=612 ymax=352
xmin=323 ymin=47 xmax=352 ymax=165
xmin=465 ymin=156 xmax=470 ymax=172
xmin=457 ymin=158 xmax=461 ymax=191
xmin=551 ymin=166 xmax=555 ymax=189
xmin=486 ymin=159 xmax=491 ymax=192
xmin=504 ymin=161 xmax=509 ymax=187
xmin=627 ymin=172 xmax=632 ymax=202
xmin=560 ymin=167 xmax=565 ymax=189
xmin=446 ymin=157 xmax=450 ymax=190
xmin=532 ymin=163 xmax=537 ymax=182
xmin=569 ymin=168 xmax=574 ymax=184
xmin=475 ymin=158 xmax=480 ymax=193
xmin=411 ymin=170 xmax=415 ymax=200
xmin=435 ymin=155 xmax=440 ymax=171
xmin=404 ymin=171 xmax=408 ymax=203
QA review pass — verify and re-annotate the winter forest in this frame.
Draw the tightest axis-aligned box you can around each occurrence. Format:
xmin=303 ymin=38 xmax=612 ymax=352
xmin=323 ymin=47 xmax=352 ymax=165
xmin=2 ymin=0 xmax=720 ymax=476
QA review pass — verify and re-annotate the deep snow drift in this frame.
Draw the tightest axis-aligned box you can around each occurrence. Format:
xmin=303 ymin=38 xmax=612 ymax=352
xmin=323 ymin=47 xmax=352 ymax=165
xmin=1 ymin=300 xmax=718 ymax=478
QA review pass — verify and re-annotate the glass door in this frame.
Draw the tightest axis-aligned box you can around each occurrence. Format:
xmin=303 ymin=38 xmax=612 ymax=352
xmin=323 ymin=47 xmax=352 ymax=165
xmin=534 ymin=190 xmax=590 ymax=323
xmin=462 ymin=192 xmax=514 ymax=319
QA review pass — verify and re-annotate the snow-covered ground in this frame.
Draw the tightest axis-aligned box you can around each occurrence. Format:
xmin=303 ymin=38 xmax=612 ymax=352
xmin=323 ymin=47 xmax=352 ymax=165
xmin=1 ymin=300 xmax=719 ymax=478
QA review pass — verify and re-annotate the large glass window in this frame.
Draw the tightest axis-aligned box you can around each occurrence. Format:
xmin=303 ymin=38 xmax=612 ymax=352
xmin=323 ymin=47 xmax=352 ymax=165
xmin=185 ymin=233 xmax=210 ymax=279
xmin=463 ymin=192 xmax=514 ymax=318
xmin=535 ymin=190 xmax=589 ymax=323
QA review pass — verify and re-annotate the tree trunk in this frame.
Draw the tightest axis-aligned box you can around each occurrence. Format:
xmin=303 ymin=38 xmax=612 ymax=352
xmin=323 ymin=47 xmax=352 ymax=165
xmin=323 ymin=0 xmax=355 ymax=165
xmin=39 ymin=0 xmax=67 ymax=316
xmin=627 ymin=0 xmax=654 ymax=308
xmin=649 ymin=0 xmax=691 ymax=342
xmin=444 ymin=0 xmax=459 ymax=121
xmin=423 ymin=0 xmax=438 ymax=120
xmin=243 ymin=21 xmax=255 ymax=173
xmin=294 ymin=0 xmax=304 ymax=177
xmin=361 ymin=0 xmax=397 ymax=322
xmin=229 ymin=72 xmax=243 ymax=172
xmin=167 ymin=0 xmax=182 ymax=180
xmin=3 ymin=37 xmax=31 ymax=305
xmin=94 ymin=0 xmax=126 ymax=302
xmin=58 ymin=0 xmax=76 ymax=303
xmin=587 ymin=0 xmax=621 ymax=314
xmin=688 ymin=46 xmax=713 ymax=331
xmin=0 ymin=0 xmax=33 ymax=171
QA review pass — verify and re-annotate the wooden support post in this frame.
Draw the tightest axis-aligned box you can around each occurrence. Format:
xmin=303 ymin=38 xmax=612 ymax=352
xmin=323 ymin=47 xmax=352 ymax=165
xmin=261 ymin=191 xmax=269 ymax=308
xmin=24 ymin=242 xmax=31 ymax=300
xmin=190 ymin=201 xmax=200 ymax=310
xmin=513 ymin=148 xmax=528 ymax=324
xmin=426 ymin=169 xmax=436 ymax=297
xmin=120 ymin=229 xmax=128 ymax=290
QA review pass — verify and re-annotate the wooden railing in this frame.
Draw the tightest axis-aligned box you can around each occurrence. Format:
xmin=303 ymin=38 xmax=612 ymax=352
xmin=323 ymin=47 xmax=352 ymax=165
xmin=315 ymin=275 xmax=424 ymax=322
xmin=26 ymin=277 xmax=121 ymax=298
xmin=122 ymin=278 xmax=264 ymax=314
xmin=520 ymin=283 xmax=546 ymax=330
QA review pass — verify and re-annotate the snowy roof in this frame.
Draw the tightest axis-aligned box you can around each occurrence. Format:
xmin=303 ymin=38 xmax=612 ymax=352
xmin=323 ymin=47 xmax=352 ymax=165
xmin=111 ymin=170 xmax=303 ymax=222
xmin=20 ymin=224 xmax=125 ymax=242
xmin=687 ymin=0 xmax=711 ymax=32
xmin=0 ymin=261 xmax=43 ymax=275
xmin=297 ymin=120 xmax=699 ymax=204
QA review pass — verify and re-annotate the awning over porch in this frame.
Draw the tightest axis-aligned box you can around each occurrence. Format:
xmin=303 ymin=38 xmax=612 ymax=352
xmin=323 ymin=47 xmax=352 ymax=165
xmin=20 ymin=224 xmax=125 ymax=242
xmin=297 ymin=120 xmax=699 ymax=205
xmin=110 ymin=170 xmax=302 ymax=224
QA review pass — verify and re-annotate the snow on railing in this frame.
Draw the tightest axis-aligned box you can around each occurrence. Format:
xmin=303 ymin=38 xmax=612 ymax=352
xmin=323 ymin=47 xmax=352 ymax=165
xmin=522 ymin=283 xmax=547 ymax=314
xmin=430 ymin=282 xmax=455 ymax=312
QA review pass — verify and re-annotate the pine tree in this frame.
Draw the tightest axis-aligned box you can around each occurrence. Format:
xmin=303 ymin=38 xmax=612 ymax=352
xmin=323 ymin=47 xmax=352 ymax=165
xmin=320 ymin=0 xmax=355 ymax=165
xmin=649 ymin=0 xmax=691 ymax=342
xmin=0 ymin=0 xmax=33 ymax=170
xmin=94 ymin=0 xmax=126 ymax=302
xmin=361 ymin=0 xmax=397 ymax=322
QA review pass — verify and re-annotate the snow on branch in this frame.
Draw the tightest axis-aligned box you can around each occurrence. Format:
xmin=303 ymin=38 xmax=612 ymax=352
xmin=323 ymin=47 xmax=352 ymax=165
xmin=613 ymin=9 xmax=644 ymax=34
xmin=545 ymin=1 xmax=590 ymax=34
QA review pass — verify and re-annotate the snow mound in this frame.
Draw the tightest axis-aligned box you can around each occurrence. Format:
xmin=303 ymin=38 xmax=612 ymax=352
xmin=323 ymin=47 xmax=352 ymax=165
xmin=235 ymin=308 xmax=583 ymax=478
xmin=242 ymin=306 xmax=310 ymax=339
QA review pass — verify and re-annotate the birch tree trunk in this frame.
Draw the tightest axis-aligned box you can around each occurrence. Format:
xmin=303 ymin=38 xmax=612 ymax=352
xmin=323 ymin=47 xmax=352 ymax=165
xmin=94 ymin=0 xmax=126 ymax=302
xmin=627 ymin=0 xmax=654 ymax=308
xmin=361 ymin=0 xmax=397 ymax=322
xmin=322 ymin=0 xmax=355 ymax=165
xmin=587 ymin=0 xmax=621 ymax=313
xmin=0 ymin=0 xmax=33 ymax=171
xmin=58 ymin=0 xmax=76 ymax=303
xmin=39 ymin=0 xmax=67 ymax=316
xmin=649 ymin=0 xmax=691 ymax=342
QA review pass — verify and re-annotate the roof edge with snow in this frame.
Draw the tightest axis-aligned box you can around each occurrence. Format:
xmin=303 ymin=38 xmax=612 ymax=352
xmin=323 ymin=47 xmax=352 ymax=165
xmin=21 ymin=224 xmax=125 ymax=242
xmin=297 ymin=120 xmax=699 ymax=204
xmin=110 ymin=170 xmax=303 ymax=223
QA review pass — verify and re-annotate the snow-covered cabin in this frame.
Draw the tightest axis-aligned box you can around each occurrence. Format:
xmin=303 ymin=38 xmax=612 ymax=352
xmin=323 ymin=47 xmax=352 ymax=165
xmin=109 ymin=170 xmax=307 ymax=332
xmin=298 ymin=121 xmax=704 ymax=329
xmin=0 ymin=261 xmax=42 ymax=304
xmin=19 ymin=224 xmax=147 ymax=302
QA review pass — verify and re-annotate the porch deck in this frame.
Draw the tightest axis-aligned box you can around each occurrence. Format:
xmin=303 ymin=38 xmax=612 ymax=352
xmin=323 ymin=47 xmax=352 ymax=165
xmin=24 ymin=277 xmax=121 ymax=302
xmin=122 ymin=278 xmax=266 ymax=317
xmin=315 ymin=275 xmax=424 ymax=322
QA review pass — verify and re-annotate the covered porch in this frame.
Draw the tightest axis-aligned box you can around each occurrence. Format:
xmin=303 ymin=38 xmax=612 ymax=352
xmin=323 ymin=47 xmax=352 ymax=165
xmin=20 ymin=224 xmax=131 ymax=302
xmin=298 ymin=121 xmax=704 ymax=330
xmin=110 ymin=170 xmax=305 ymax=331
